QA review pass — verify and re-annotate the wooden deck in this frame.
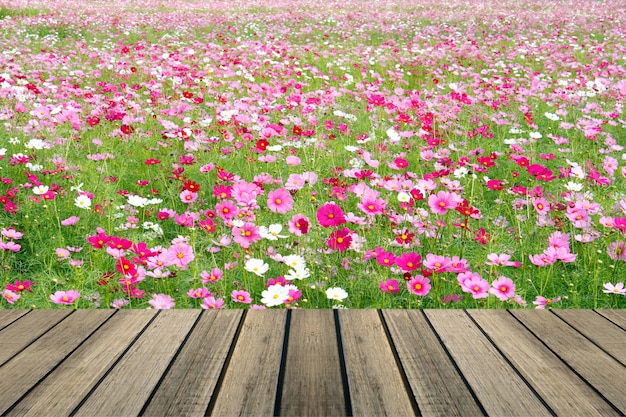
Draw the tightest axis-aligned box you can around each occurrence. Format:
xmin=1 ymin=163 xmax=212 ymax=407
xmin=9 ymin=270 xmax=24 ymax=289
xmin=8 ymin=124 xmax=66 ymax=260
xmin=0 ymin=309 xmax=624 ymax=417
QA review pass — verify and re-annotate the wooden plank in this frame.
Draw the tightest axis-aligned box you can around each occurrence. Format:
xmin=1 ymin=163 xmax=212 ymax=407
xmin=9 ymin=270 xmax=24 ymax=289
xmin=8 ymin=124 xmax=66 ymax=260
xmin=7 ymin=310 xmax=156 ymax=417
xmin=0 ymin=310 xmax=113 ymax=414
xmin=209 ymin=310 xmax=286 ymax=417
xmin=469 ymin=310 xmax=620 ymax=417
xmin=382 ymin=310 xmax=484 ymax=417
xmin=339 ymin=310 xmax=416 ymax=416
xmin=511 ymin=310 xmax=626 ymax=414
xmin=141 ymin=310 xmax=243 ymax=417
xmin=595 ymin=309 xmax=626 ymax=328
xmin=72 ymin=310 xmax=199 ymax=417
xmin=0 ymin=310 xmax=30 ymax=330
xmin=424 ymin=310 xmax=552 ymax=417
xmin=279 ymin=310 xmax=346 ymax=416
xmin=553 ymin=310 xmax=626 ymax=366
xmin=0 ymin=309 xmax=71 ymax=365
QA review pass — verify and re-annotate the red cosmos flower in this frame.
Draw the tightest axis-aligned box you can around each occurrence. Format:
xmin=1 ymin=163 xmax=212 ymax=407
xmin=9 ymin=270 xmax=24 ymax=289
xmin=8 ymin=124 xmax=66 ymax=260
xmin=116 ymin=257 xmax=137 ymax=277
xmin=410 ymin=188 xmax=424 ymax=201
xmin=292 ymin=125 xmax=303 ymax=136
xmin=355 ymin=170 xmax=373 ymax=179
xmin=527 ymin=164 xmax=556 ymax=182
xmin=182 ymin=180 xmax=200 ymax=193
xmin=474 ymin=228 xmax=491 ymax=245
xmin=476 ymin=156 xmax=495 ymax=168
xmin=256 ymin=139 xmax=269 ymax=151
xmin=87 ymin=232 xmax=110 ymax=249
xmin=327 ymin=228 xmax=352 ymax=252
xmin=395 ymin=229 xmax=415 ymax=245
xmin=486 ymin=180 xmax=505 ymax=190
xmin=87 ymin=116 xmax=100 ymax=127
xmin=108 ymin=236 xmax=133 ymax=250
xmin=456 ymin=200 xmax=480 ymax=217
xmin=213 ymin=184 xmax=233 ymax=199
xmin=182 ymin=91 xmax=194 ymax=98
xmin=199 ymin=218 xmax=215 ymax=233
xmin=120 ymin=125 xmax=134 ymax=135
xmin=145 ymin=158 xmax=161 ymax=165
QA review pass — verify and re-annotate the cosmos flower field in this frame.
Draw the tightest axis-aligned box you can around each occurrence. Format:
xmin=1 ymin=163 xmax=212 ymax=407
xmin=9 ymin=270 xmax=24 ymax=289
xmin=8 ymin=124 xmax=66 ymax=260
xmin=1 ymin=0 xmax=625 ymax=309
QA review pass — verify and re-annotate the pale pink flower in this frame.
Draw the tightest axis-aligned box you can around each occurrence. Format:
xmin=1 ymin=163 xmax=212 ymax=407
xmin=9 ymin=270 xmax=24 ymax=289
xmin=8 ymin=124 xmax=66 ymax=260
xmin=163 ymin=242 xmax=195 ymax=269
xmin=3 ymin=289 xmax=20 ymax=304
xmin=458 ymin=272 xmax=490 ymax=299
xmin=267 ymin=188 xmax=293 ymax=214
xmin=61 ymin=216 xmax=80 ymax=226
xmin=533 ymin=296 xmax=562 ymax=309
xmin=148 ymin=294 xmax=176 ymax=309
xmin=428 ymin=191 xmax=460 ymax=215
xmin=201 ymin=296 xmax=225 ymax=309
xmin=406 ymin=275 xmax=431 ymax=296
xmin=180 ymin=190 xmax=198 ymax=204
xmin=50 ymin=290 xmax=80 ymax=305
xmin=485 ymin=253 xmax=521 ymax=268
xmin=603 ymin=282 xmax=626 ymax=294
xmin=232 ymin=222 xmax=262 ymax=248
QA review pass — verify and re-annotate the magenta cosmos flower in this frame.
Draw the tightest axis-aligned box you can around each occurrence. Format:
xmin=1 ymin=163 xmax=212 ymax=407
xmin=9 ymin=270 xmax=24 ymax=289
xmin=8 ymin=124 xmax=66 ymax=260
xmin=316 ymin=203 xmax=346 ymax=228
xmin=489 ymin=276 xmax=516 ymax=301
xmin=327 ymin=228 xmax=352 ymax=252
xmin=267 ymin=188 xmax=293 ymax=214
xmin=395 ymin=252 xmax=422 ymax=271
xmin=288 ymin=214 xmax=310 ymax=236
xmin=231 ymin=290 xmax=252 ymax=304
xmin=50 ymin=290 xmax=80 ymax=305
xmin=407 ymin=275 xmax=431 ymax=296
xmin=379 ymin=279 xmax=400 ymax=294
xmin=232 ymin=222 xmax=262 ymax=249
xmin=149 ymin=294 xmax=176 ymax=309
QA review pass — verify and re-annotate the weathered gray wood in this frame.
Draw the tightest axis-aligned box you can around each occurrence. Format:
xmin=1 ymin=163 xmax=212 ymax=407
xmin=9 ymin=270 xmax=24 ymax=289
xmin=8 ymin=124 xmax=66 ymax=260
xmin=339 ymin=310 xmax=416 ymax=416
xmin=7 ymin=310 xmax=156 ymax=417
xmin=424 ymin=310 xmax=552 ymax=417
xmin=141 ymin=310 xmax=243 ymax=417
xmin=595 ymin=309 xmax=626 ymax=329
xmin=553 ymin=309 xmax=626 ymax=366
xmin=0 ymin=310 xmax=113 ymax=414
xmin=511 ymin=310 xmax=626 ymax=414
xmin=73 ymin=310 xmax=199 ymax=417
xmin=382 ymin=310 xmax=484 ymax=417
xmin=470 ymin=310 xmax=620 ymax=416
xmin=0 ymin=310 xmax=29 ymax=330
xmin=209 ymin=310 xmax=286 ymax=417
xmin=279 ymin=310 xmax=346 ymax=416
xmin=0 ymin=309 xmax=70 ymax=365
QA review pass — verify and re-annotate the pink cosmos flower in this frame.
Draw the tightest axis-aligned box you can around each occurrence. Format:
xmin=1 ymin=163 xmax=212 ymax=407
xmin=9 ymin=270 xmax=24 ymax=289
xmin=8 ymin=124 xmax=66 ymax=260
xmin=201 ymin=296 xmax=225 ymax=309
xmin=458 ymin=272 xmax=490 ymax=299
xmin=485 ymin=253 xmax=522 ymax=268
xmin=232 ymin=222 xmax=262 ymax=249
xmin=215 ymin=200 xmax=239 ymax=220
xmin=232 ymin=180 xmax=261 ymax=207
xmin=407 ymin=275 xmax=431 ymax=296
xmin=316 ymin=203 xmax=346 ymax=228
xmin=529 ymin=253 xmax=557 ymax=266
xmin=288 ymin=214 xmax=310 ymax=236
xmin=267 ymin=188 xmax=293 ymax=214
xmin=201 ymin=268 xmax=223 ymax=283
xmin=187 ymin=287 xmax=212 ymax=299
xmin=3 ymin=289 xmax=20 ymax=304
xmin=327 ymin=228 xmax=353 ymax=252
xmin=231 ymin=290 xmax=252 ymax=304
xmin=395 ymin=252 xmax=422 ymax=272
xmin=50 ymin=290 xmax=80 ymax=305
xmin=607 ymin=242 xmax=626 ymax=261
xmin=379 ymin=279 xmax=400 ymax=294
xmin=428 ymin=190 xmax=460 ymax=215
xmin=163 ymin=242 xmax=195 ymax=269
xmin=533 ymin=198 xmax=549 ymax=215
xmin=61 ymin=216 xmax=80 ymax=226
xmin=489 ymin=277 xmax=516 ymax=301
xmin=423 ymin=254 xmax=451 ymax=273
xmin=149 ymin=294 xmax=176 ymax=309
xmin=533 ymin=296 xmax=562 ymax=309
xmin=602 ymin=282 xmax=626 ymax=294
xmin=357 ymin=197 xmax=387 ymax=216
xmin=376 ymin=250 xmax=396 ymax=267
xmin=180 ymin=190 xmax=198 ymax=204
xmin=544 ymin=246 xmax=577 ymax=263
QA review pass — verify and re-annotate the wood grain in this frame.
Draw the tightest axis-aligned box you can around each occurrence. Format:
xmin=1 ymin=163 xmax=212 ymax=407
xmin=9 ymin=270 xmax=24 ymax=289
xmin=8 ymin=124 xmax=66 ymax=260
xmin=73 ymin=310 xmax=199 ymax=417
xmin=383 ymin=310 xmax=484 ymax=417
xmin=0 ymin=309 xmax=70 ymax=365
xmin=511 ymin=310 xmax=626 ymax=414
xmin=7 ymin=310 xmax=156 ymax=417
xmin=0 ymin=310 xmax=29 ymax=330
xmin=339 ymin=310 xmax=416 ymax=416
xmin=141 ymin=310 xmax=243 ymax=417
xmin=553 ymin=309 xmax=626 ymax=366
xmin=279 ymin=309 xmax=346 ymax=416
xmin=594 ymin=309 xmax=626 ymax=329
xmin=208 ymin=310 xmax=286 ymax=417
xmin=469 ymin=309 xmax=620 ymax=416
xmin=424 ymin=309 xmax=552 ymax=417
xmin=0 ymin=310 xmax=113 ymax=414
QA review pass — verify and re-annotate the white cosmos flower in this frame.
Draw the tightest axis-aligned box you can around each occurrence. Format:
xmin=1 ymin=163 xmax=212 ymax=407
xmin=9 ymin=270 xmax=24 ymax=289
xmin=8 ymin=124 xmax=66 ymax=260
xmin=326 ymin=287 xmax=348 ymax=302
xmin=127 ymin=195 xmax=150 ymax=207
xmin=259 ymin=224 xmax=288 ymax=240
xmin=285 ymin=267 xmax=311 ymax=281
xmin=564 ymin=182 xmax=584 ymax=192
xmin=244 ymin=258 xmax=269 ymax=277
xmin=397 ymin=192 xmax=411 ymax=203
xmin=282 ymin=254 xmax=307 ymax=270
xmin=74 ymin=195 xmax=92 ymax=210
xmin=32 ymin=185 xmax=49 ymax=195
xmin=261 ymin=284 xmax=290 ymax=307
